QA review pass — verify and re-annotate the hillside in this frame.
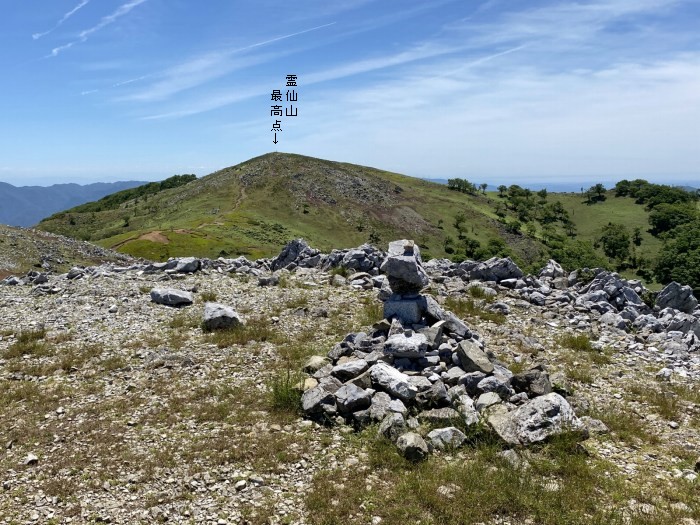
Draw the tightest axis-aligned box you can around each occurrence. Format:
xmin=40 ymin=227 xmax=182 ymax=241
xmin=0 ymin=225 xmax=135 ymax=279
xmin=37 ymin=153 xmax=545 ymax=265
xmin=0 ymin=180 xmax=145 ymax=227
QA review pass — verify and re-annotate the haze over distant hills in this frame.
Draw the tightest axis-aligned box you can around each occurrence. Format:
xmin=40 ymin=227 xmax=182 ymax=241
xmin=0 ymin=180 xmax=146 ymax=227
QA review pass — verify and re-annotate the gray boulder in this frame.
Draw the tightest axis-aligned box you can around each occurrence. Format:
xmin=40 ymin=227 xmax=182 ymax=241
xmin=67 ymin=267 xmax=85 ymax=280
xmin=469 ymin=257 xmax=523 ymax=282
xmin=475 ymin=392 xmax=501 ymax=412
xmin=427 ymin=427 xmax=467 ymax=450
xmin=380 ymin=240 xmax=430 ymax=295
xmin=150 ymin=288 xmax=193 ymax=307
xmin=418 ymin=407 xmax=461 ymax=426
xmin=271 ymin=239 xmax=319 ymax=271
xmin=456 ymin=340 xmax=494 ymax=374
xmin=378 ymin=412 xmax=407 ymax=442
xmin=453 ymin=394 xmax=479 ymax=426
xmin=656 ymin=282 xmax=698 ymax=314
xmin=369 ymin=392 xmax=392 ymax=421
xmin=301 ymin=386 xmax=336 ymax=414
xmin=383 ymin=297 xmax=424 ymax=324
xmin=476 ymin=375 xmax=514 ymax=399
xmin=383 ymin=332 xmax=429 ymax=358
xmin=488 ymin=392 xmax=585 ymax=445
xmin=539 ymin=259 xmax=565 ymax=279
xmin=202 ymin=302 xmax=243 ymax=330
xmin=369 ymin=362 xmax=418 ymax=401
xmin=511 ymin=369 xmax=552 ymax=398
xmin=332 ymin=359 xmax=369 ymax=381
xmin=424 ymin=296 xmax=471 ymax=338
xmin=174 ymin=257 xmax=201 ymax=273
xmin=335 ymin=384 xmax=372 ymax=413
xmin=396 ymin=432 xmax=429 ymax=461
xmin=665 ymin=313 xmax=700 ymax=337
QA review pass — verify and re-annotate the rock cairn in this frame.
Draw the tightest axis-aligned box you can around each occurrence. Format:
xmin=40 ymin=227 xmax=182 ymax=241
xmin=300 ymin=240 xmax=586 ymax=459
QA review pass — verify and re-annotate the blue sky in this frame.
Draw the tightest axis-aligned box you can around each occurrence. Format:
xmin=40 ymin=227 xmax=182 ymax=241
xmin=0 ymin=0 xmax=698 ymax=187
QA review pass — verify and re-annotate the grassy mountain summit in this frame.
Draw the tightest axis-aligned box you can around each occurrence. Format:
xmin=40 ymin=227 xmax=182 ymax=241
xmin=38 ymin=153 xmax=542 ymax=264
xmin=35 ymin=153 xmax=700 ymax=290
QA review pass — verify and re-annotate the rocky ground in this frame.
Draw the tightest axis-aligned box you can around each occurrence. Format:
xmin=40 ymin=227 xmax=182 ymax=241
xmin=0 ymin=225 xmax=135 ymax=279
xmin=0 ymin=240 xmax=698 ymax=524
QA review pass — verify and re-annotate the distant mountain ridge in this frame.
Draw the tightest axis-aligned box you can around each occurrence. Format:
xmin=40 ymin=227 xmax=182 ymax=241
xmin=0 ymin=180 xmax=146 ymax=227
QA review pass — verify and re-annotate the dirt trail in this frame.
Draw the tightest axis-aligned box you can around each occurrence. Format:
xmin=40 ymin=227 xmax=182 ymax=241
xmin=111 ymin=231 xmax=170 ymax=249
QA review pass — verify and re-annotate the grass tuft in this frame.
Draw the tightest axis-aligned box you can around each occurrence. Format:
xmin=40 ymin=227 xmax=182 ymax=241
xmin=268 ymin=368 xmax=303 ymax=413
xmin=3 ymin=328 xmax=49 ymax=359
xmin=204 ymin=316 xmax=281 ymax=347
xmin=444 ymin=296 xmax=506 ymax=324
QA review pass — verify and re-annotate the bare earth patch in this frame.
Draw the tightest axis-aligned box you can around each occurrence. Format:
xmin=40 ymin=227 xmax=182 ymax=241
xmin=139 ymin=231 xmax=170 ymax=244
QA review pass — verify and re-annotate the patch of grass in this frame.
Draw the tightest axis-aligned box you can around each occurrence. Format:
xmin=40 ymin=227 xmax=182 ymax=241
xmin=557 ymin=333 xmax=593 ymax=351
xmin=278 ymin=339 xmax=324 ymax=367
xmin=139 ymin=285 xmax=152 ymax=294
xmin=444 ymin=296 xmax=506 ymax=324
xmin=306 ymin=430 xmax=661 ymax=525
xmin=58 ymin=343 xmax=102 ymax=372
xmin=626 ymin=383 xmax=684 ymax=421
xmin=558 ymin=333 xmax=612 ymax=365
xmin=199 ymin=291 xmax=218 ymax=302
xmin=357 ymin=296 xmax=383 ymax=327
xmin=268 ymin=368 xmax=303 ymax=413
xmin=330 ymin=266 xmax=350 ymax=278
xmin=168 ymin=311 xmax=198 ymax=329
xmin=591 ymin=405 xmax=660 ymax=445
xmin=204 ymin=316 xmax=281 ymax=347
xmin=565 ymin=363 xmax=594 ymax=384
xmin=48 ymin=331 xmax=73 ymax=344
xmin=3 ymin=328 xmax=49 ymax=358
xmin=100 ymin=355 xmax=127 ymax=371
xmin=467 ymin=285 xmax=495 ymax=302
xmin=285 ymin=293 xmax=309 ymax=309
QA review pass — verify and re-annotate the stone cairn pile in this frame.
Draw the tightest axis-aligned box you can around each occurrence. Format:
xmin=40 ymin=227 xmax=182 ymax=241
xmin=300 ymin=240 xmax=585 ymax=460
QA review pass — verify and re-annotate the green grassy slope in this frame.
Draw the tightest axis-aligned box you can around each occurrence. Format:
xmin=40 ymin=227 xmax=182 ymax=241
xmin=38 ymin=153 xmax=545 ymax=265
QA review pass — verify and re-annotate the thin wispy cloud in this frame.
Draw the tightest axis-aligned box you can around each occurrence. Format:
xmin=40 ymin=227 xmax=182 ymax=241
xmin=33 ymin=0 xmax=90 ymax=40
xmin=462 ymin=0 xmax=685 ymax=48
xmin=121 ymin=22 xmax=336 ymax=102
xmin=139 ymin=41 xmax=464 ymax=120
xmin=81 ymin=89 xmax=99 ymax=95
xmin=113 ymin=74 xmax=152 ymax=87
xmin=47 ymin=0 xmax=148 ymax=58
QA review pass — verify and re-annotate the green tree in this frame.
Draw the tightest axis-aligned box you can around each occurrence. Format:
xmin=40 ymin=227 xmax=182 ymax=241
xmin=479 ymin=183 xmax=488 ymax=194
xmin=654 ymin=220 xmax=700 ymax=292
xmin=494 ymin=203 xmax=507 ymax=218
xmin=598 ymin=223 xmax=630 ymax=262
xmin=614 ymin=179 xmax=631 ymax=197
xmin=632 ymin=227 xmax=643 ymax=246
xmin=463 ymin=237 xmax=481 ymax=258
xmin=475 ymin=238 xmax=510 ymax=260
xmin=505 ymin=219 xmax=521 ymax=234
xmin=453 ymin=212 xmax=467 ymax=239
xmin=648 ymin=203 xmax=698 ymax=235
xmin=563 ymin=219 xmax=577 ymax=238
xmin=588 ymin=183 xmax=607 ymax=203
xmin=497 ymin=185 xmax=507 ymax=197
xmin=443 ymin=235 xmax=455 ymax=254
xmin=550 ymin=239 xmax=609 ymax=271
